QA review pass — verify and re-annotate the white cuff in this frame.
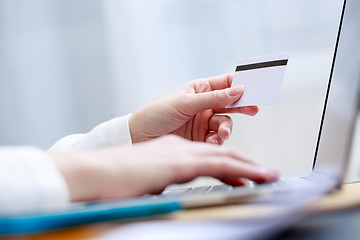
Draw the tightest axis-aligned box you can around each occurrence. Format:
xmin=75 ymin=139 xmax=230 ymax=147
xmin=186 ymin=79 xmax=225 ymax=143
xmin=0 ymin=146 xmax=70 ymax=215
xmin=50 ymin=114 xmax=133 ymax=151
xmin=103 ymin=114 xmax=133 ymax=146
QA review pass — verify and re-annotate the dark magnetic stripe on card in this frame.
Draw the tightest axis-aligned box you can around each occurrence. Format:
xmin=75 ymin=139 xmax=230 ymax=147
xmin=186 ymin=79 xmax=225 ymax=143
xmin=235 ymin=59 xmax=288 ymax=72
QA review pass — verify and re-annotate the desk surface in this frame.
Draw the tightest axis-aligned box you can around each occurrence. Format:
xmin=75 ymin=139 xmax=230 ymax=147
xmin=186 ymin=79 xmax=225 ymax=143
xmin=6 ymin=182 xmax=360 ymax=240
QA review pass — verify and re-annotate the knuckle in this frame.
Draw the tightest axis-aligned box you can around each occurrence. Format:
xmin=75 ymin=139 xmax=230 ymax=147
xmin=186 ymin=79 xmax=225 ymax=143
xmin=162 ymin=134 xmax=183 ymax=143
xmin=220 ymin=146 xmax=237 ymax=155
xmin=165 ymin=134 xmax=179 ymax=140
xmin=210 ymin=90 xmax=224 ymax=101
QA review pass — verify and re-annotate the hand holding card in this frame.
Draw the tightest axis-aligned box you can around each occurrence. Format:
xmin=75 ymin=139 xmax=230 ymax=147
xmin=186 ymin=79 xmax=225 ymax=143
xmin=228 ymin=53 xmax=289 ymax=108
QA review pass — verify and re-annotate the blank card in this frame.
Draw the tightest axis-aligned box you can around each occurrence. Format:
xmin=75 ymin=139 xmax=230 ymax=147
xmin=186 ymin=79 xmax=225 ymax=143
xmin=228 ymin=53 xmax=289 ymax=108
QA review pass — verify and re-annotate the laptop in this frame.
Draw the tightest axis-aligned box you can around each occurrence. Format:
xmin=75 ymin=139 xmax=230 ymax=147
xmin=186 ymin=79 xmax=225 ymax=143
xmin=1 ymin=0 xmax=359 ymax=235
xmin=161 ymin=0 xmax=360 ymax=207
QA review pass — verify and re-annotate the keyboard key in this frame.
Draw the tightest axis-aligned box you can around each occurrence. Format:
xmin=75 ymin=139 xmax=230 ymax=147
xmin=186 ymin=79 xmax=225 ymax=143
xmin=208 ymin=184 xmax=233 ymax=193
xmin=186 ymin=186 xmax=211 ymax=195
xmin=162 ymin=187 xmax=192 ymax=196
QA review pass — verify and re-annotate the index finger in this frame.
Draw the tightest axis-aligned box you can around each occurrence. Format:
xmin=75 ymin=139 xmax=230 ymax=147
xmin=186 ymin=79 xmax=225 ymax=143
xmin=196 ymin=156 xmax=280 ymax=184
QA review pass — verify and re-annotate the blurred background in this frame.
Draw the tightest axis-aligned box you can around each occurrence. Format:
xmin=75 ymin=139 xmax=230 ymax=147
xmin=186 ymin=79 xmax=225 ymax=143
xmin=1 ymin=0 xmax=359 ymax=182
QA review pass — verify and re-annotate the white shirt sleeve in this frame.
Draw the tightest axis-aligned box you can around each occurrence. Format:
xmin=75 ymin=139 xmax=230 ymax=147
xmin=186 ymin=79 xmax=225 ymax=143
xmin=50 ymin=114 xmax=133 ymax=151
xmin=0 ymin=146 xmax=70 ymax=216
xmin=0 ymin=115 xmax=132 ymax=215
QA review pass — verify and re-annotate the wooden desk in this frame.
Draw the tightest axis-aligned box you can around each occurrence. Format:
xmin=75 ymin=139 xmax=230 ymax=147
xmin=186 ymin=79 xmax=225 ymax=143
xmin=6 ymin=182 xmax=360 ymax=240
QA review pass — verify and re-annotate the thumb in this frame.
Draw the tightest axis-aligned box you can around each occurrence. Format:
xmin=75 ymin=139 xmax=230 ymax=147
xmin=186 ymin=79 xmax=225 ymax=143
xmin=179 ymin=86 xmax=244 ymax=115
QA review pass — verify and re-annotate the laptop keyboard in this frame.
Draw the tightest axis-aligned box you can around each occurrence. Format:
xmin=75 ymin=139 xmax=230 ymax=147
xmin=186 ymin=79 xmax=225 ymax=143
xmin=162 ymin=184 xmax=232 ymax=197
xmin=161 ymin=180 xmax=289 ymax=198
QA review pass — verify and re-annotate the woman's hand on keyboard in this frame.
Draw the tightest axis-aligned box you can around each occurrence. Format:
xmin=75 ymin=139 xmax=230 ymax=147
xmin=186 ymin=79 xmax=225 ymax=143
xmin=49 ymin=135 xmax=279 ymax=202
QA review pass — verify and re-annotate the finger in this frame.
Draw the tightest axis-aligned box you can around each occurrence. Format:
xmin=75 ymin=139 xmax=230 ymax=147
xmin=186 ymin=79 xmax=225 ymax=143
xmin=219 ymin=177 xmax=247 ymax=186
xmin=148 ymin=186 xmax=167 ymax=195
xmin=197 ymin=157 xmax=280 ymax=184
xmin=196 ymin=145 xmax=280 ymax=182
xmin=175 ymin=86 xmax=244 ymax=115
xmin=196 ymin=73 xmax=234 ymax=91
xmin=205 ymin=132 xmax=223 ymax=145
xmin=213 ymin=106 xmax=259 ymax=116
xmin=192 ymin=109 xmax=214 ymax=142
xmin=208 ymin=115 xmax=232 ymax=141
xmin=169 ymin=141 xmax=279 ymax=185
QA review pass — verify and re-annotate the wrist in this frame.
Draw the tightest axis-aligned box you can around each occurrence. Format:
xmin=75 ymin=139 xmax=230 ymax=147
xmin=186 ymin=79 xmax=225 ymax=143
xmin=128 ymin=112 xmax=149 ymax=144
xmin=128 ymin=113 xmax=139 ymax=143
xmin=48 ymin=151 xmax=100 ymax=202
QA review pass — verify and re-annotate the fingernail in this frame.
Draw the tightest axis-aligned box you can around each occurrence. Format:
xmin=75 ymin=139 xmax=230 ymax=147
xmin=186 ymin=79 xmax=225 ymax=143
xmin=224 ymin=127 xmax=231 ymax=137
xmin=222 ymin=127 xmax=231 ymax=140
xmin=227 ymin=86 xmax=244 ymax=96
xmin=212 ymin=139 xmax=218 ymax=145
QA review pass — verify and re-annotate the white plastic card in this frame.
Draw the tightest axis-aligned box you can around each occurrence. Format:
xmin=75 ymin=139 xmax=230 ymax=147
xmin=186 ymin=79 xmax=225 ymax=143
xmin=228 ymin=53 xmax=289 ymax=108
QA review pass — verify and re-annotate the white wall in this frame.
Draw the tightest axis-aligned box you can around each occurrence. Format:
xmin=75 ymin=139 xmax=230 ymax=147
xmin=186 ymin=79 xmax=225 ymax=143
xmin=0 ymin=0 xmax=114 ymax=148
